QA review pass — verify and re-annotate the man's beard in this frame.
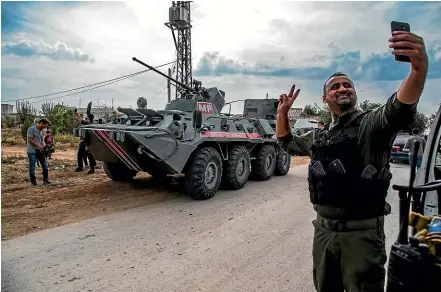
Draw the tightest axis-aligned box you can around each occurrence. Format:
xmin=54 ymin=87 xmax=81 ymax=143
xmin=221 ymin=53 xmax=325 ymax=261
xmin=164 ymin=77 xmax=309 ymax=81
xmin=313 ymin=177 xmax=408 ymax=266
xmin=334 ymin=92 xmax=357 ymax=111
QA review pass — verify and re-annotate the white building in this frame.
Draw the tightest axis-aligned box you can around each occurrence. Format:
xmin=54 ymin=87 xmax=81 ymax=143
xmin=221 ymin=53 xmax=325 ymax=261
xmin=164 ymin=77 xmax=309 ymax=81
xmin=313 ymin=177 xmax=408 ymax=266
xmin=1 ymin=104 xmax=14 ymax=116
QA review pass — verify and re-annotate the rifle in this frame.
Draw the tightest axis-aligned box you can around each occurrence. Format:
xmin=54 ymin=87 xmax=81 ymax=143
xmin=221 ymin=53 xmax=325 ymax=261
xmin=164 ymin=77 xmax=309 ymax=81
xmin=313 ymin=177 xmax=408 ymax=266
xmin=386 ymin=140 xmax=441 ymax=291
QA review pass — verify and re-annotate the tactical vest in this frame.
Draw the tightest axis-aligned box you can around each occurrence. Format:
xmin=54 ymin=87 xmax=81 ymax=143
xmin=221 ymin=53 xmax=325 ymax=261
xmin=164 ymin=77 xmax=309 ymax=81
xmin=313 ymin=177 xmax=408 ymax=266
xmin=308 ymin=111 xmax=391 ymax=218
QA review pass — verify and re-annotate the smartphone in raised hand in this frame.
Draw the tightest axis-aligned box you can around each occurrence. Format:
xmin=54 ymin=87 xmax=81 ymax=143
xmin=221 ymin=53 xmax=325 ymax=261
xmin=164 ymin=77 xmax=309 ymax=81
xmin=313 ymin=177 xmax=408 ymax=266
xmin=390 ymin=21 xmax=411 ymax=63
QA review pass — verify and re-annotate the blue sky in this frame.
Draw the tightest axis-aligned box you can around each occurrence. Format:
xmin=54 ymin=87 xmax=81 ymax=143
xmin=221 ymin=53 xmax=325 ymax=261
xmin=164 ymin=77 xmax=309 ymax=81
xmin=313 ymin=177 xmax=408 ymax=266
xmin=1 ymin=1 xmax=441 ymax=116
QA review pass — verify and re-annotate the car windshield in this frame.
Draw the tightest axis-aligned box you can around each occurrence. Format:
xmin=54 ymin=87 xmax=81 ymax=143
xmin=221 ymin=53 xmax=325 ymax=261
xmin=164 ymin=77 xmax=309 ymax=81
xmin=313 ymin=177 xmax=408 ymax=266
xmin=294 ymin=119 xmax=317 ymax=128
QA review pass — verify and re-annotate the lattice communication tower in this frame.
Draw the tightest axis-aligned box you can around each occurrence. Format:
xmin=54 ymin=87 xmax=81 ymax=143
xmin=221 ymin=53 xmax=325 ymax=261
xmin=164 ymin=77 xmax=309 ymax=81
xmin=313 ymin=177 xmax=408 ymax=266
xmin=164 ymin=1 xmax=193 ymax=99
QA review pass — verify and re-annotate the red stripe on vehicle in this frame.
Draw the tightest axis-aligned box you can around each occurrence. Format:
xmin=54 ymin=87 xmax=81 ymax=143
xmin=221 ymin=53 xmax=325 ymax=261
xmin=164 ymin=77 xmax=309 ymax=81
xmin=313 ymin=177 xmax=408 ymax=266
xmin=92 ymin=130 xmax=136 ymax=171
xmin=95 ymin=130 xmax=141 ymax=171
xmin=99 ymin=130 xmax=143 ymax=172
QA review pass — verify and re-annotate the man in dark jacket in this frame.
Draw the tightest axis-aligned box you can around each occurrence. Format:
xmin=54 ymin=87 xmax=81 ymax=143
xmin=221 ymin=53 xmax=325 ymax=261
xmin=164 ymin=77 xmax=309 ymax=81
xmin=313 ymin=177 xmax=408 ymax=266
xmin=276 ymin=30 xmax=428 ymax=291
xmin=74 ymin=111 xmax=96 ymax=174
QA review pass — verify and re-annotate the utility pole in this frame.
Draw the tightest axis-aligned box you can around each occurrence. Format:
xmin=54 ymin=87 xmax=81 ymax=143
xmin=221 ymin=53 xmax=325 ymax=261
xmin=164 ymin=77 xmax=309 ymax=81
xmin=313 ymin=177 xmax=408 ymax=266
xmin=111 ymin=98 xmax=114 ymax=110
xmin=165 ymin=1 xmax=193 ymax=99
xmin=167 ymin=68 xmax=171 ymax=103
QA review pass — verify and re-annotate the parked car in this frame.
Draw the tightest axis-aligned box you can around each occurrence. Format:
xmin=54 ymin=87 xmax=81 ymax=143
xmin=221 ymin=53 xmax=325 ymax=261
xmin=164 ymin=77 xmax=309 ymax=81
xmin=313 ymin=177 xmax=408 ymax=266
xmin=390 ymin=133 xmax=411 ymax=163
xmin=292 ymin=119 xmax=319 ymax=135
xmin=415 ymin=104 xmax=441 ymax=217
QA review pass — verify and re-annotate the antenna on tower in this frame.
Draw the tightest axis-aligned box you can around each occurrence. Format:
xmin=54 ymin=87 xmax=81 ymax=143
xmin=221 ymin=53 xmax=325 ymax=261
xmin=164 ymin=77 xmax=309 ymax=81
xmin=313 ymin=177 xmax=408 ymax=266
xmin=164 ymin=1 xmax=193 ymax=100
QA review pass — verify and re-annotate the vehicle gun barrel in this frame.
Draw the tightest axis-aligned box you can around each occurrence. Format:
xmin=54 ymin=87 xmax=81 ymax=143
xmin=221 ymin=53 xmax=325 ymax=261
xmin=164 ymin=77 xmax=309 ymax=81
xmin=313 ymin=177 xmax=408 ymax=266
xmin=132 ymin=57 xmax=196 ymax=93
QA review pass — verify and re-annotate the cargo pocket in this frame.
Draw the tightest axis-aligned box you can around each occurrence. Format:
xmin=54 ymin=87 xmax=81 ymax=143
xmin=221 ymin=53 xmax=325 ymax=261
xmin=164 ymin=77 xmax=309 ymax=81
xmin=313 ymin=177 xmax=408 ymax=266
xmin=369 ymin=225 xmax=387 ymax=266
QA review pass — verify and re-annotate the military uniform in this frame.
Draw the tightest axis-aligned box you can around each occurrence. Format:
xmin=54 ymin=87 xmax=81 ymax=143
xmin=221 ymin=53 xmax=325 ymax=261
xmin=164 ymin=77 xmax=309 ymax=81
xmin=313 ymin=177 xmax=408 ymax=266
xmin=76 ymin=118 xmax=96 ymax=173
xmin=278 ymin=93 xmax=417 ymax=292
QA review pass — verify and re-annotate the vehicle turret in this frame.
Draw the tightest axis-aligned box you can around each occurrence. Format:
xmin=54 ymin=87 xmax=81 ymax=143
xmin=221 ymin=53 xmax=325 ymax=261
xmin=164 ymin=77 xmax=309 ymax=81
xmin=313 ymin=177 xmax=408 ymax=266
xmin=132 ymin=57 xmax=225 ymax=113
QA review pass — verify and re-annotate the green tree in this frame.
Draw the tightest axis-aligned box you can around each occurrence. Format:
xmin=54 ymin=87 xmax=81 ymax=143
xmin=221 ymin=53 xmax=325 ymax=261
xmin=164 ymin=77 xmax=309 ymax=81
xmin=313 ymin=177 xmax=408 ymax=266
xmin=102 ymin=109 xmax=120 ymax=122
xmin=1 ymin=115 xmax=18 ymax=128
xmin=359 ymin=100 xmax=382 ymax=111
xmin=40 ymin=102 xmax=77 ymax=135
xmin=406 ymin=112 xmax=428 ymax=134
xmin=317 ymin=108 xmax=331 ymax=124
xmin=16 ymin=100 xmax=37 ymax=124
xmin=303 ymin=105 xmax=319 ymax=116
xmin=428 ymin=112 xmax=436 ymax=129
xmin=16 ymin=100 xmax=38 ymax=141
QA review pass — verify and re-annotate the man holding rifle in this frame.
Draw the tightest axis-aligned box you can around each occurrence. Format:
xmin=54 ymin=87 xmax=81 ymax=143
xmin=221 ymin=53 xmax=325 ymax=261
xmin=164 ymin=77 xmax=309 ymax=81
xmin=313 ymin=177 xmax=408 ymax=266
xmin=276 ymin=30 xmax=428 ymax=291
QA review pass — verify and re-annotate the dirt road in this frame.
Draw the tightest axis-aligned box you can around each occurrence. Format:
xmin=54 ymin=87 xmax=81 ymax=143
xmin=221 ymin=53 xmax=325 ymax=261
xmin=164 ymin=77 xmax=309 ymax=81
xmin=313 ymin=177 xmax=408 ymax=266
xmin=1 ymin=145 xmax=311 ymax=240
xmin=1 ymin=163 xmax=409 ymax=292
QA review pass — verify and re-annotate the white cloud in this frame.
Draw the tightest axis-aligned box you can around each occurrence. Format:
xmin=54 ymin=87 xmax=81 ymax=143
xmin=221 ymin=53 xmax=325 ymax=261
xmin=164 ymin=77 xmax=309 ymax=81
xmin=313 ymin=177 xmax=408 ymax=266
xmin=2 ymin=38 xmax=94 ymax=62
xmin=1 ymin=0 xmax=440 ymax=116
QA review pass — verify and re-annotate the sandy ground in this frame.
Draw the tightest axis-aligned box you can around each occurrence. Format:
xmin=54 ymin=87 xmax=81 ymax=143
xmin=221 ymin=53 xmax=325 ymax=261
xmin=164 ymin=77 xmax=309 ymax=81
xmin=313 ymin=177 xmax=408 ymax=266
xmin=1 ymin=145 xmax=310 ymax=241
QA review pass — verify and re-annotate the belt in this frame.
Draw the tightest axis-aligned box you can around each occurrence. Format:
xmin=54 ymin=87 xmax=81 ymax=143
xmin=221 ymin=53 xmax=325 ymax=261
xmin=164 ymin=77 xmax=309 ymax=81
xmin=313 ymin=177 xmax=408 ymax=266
xmin=316 ymin=214 xmax=384 ymax=232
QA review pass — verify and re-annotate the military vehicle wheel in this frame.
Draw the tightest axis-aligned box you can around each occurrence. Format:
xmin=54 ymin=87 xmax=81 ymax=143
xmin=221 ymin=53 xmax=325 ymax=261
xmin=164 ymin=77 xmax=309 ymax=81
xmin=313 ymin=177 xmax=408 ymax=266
xmin=274 ymin=149 xmax=291 ymax=176
xmin=103 ymin=162 xmax=137 ymax=182
xmin=251 ymin=144 xmax=276 ymax=181
xmin=184 ymin=147 xmax=223 ymax=200
xmin=221 ymin=145 xmax=251 ymax=190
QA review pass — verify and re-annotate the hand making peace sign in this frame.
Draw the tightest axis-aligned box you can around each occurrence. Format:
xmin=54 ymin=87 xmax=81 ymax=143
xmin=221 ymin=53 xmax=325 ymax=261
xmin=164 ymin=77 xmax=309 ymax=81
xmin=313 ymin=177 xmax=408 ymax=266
xmin=277 ymin=84 xmax=301 ymax=115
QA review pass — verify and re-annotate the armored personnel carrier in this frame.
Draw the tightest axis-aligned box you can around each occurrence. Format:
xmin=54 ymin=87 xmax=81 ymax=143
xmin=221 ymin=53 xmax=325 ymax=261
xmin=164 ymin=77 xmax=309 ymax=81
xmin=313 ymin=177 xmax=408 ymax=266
xmin=73 ymin=57 xmax=291 ymax=200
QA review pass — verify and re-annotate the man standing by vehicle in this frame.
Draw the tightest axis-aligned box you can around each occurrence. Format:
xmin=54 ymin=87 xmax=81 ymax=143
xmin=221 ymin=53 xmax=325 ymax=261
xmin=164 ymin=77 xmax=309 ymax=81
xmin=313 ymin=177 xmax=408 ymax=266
xmin=27 ymin=118 xmax=51 ymax=186
xmin=74 ymin=110 xmax=96 ymax=174
xmin=276 ymin=30 xmax=428 ymax=291
xmin=405 ymin=128 xmax=426 ymax=171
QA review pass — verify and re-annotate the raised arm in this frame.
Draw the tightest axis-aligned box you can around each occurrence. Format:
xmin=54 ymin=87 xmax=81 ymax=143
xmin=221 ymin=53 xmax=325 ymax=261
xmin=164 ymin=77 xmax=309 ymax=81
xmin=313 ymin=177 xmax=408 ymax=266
xmin=74 ymin=111 xmax=83 ymax=122
xmin=366 ymin=31 xmax=428 ymax=133
xmin=276 ymin=84 xmax=313 ymax=157
xmin=390 ymin=31 xmax=429 ymax=106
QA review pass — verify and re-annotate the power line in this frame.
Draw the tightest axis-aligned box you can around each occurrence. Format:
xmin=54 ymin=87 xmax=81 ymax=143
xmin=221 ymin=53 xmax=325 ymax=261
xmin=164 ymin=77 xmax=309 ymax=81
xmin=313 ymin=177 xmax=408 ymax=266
xmin=150 ymin=87 xmax=168 ymax=100
xmin=31 ymin=73 xmax=150 ymax=104
xmin=5 ymin=60 xmax=176 ymax=103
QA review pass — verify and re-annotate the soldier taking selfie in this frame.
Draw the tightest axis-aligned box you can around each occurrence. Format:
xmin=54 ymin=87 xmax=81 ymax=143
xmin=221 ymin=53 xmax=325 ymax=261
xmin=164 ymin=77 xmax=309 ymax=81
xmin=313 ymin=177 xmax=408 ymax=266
xmin=276 ymin=29 xmax=428 ymax=292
